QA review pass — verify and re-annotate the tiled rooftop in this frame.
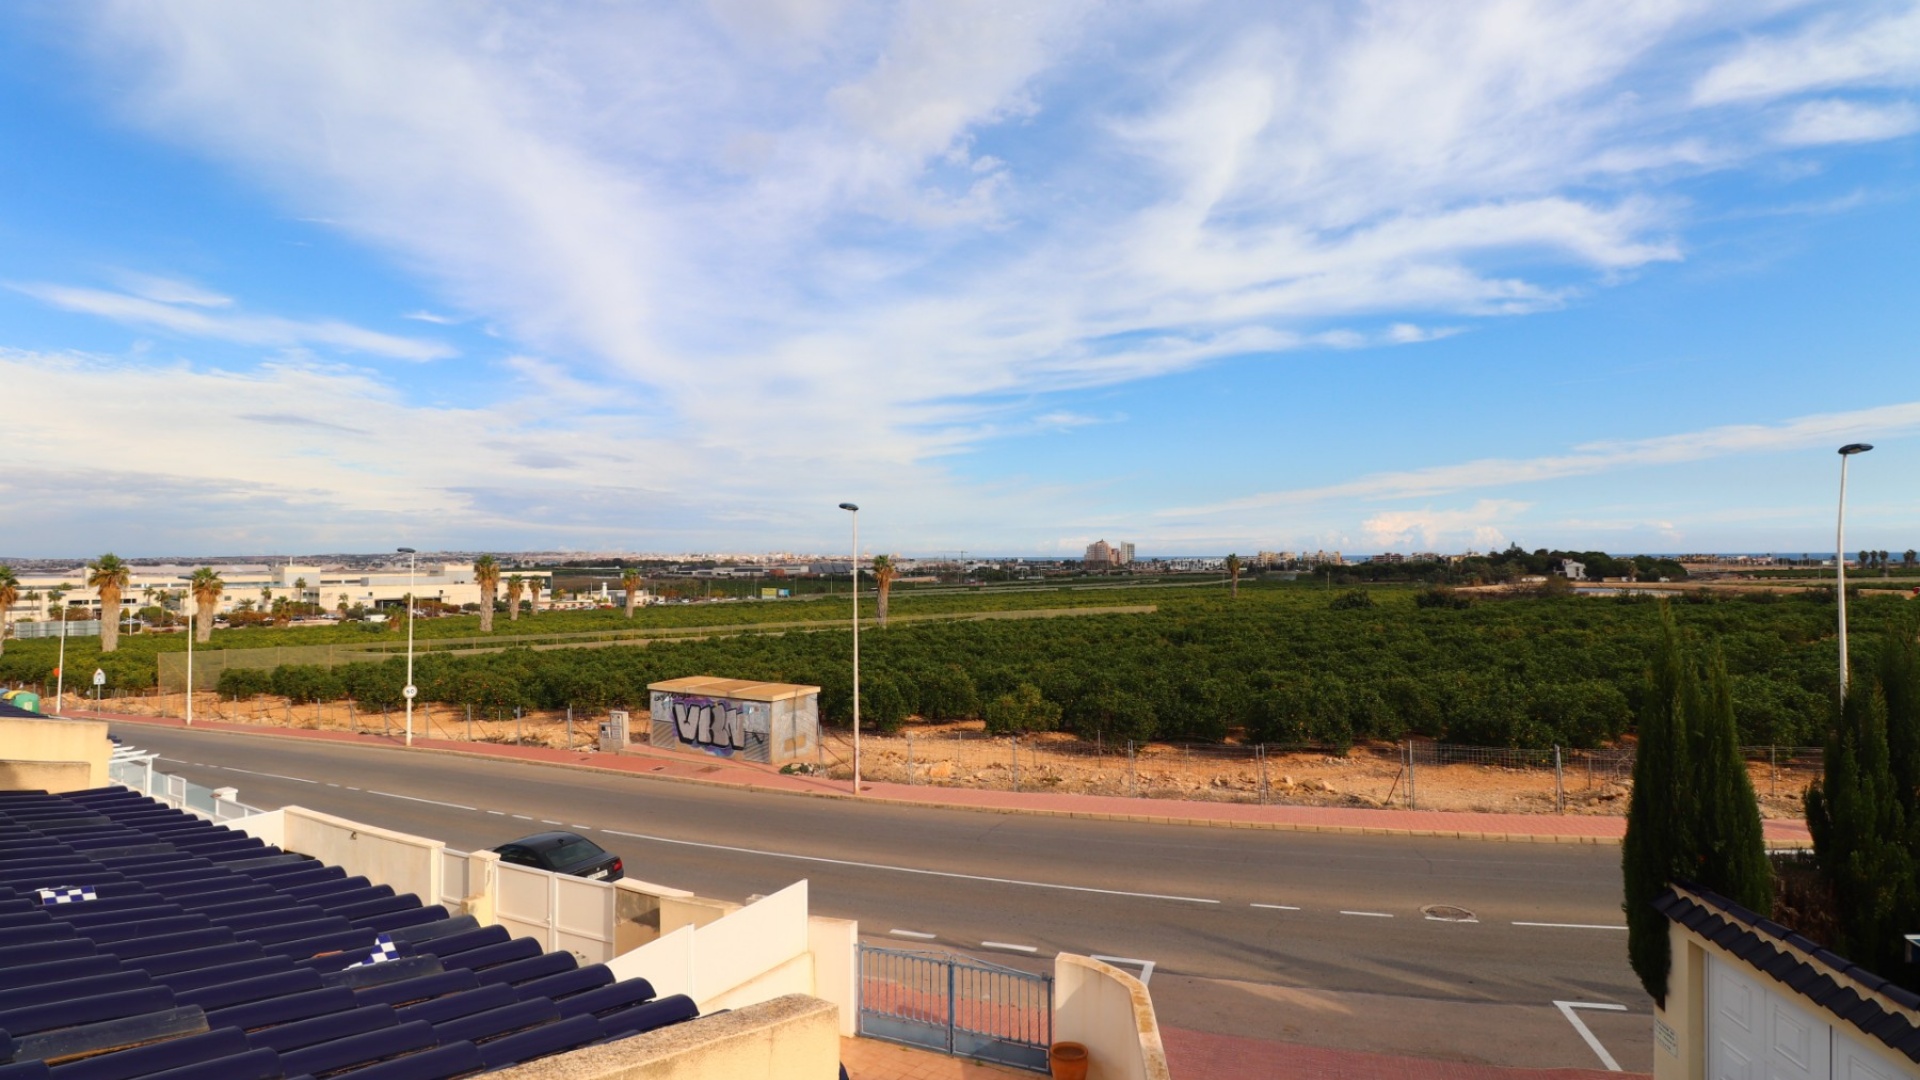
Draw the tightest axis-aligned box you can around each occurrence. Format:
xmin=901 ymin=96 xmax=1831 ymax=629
xmin=1656 ymin=884 xmax=1920 ymax=1064
xmin=0 ymin=786 xmax=699 ymax=1079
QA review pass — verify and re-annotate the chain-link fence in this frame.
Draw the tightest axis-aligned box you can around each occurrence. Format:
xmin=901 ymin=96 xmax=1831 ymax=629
xmin=810 ymin=727 xmax=1822 ymax=816
xmin=83 ymin=685 xmax=1824 ymax=817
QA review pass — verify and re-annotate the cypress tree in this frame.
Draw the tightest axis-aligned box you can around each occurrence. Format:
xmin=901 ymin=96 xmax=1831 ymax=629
xmin=1687 ymin=649 xmax=1772 ymax=915
xmin=1808 ymin=636 xmax=1920 ymax=983
xmin=1624 ymin=605 xmax=1691 ymax=1004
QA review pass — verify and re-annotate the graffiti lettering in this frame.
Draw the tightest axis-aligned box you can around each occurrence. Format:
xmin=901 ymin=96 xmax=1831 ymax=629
xmin=669 ymin=696 xmax=748 ymax=755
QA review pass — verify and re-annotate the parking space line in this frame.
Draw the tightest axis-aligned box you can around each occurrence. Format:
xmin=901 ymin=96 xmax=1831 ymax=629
xmin=1090 ymin=954 xmax=1156 ymax=985
xmin=1554 ymin=1000 xmax=1627 ymax=1071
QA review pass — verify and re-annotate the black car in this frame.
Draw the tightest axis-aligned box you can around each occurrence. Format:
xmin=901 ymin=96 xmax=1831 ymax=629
xmin=493 ymin=831 xmax=624 ymax=881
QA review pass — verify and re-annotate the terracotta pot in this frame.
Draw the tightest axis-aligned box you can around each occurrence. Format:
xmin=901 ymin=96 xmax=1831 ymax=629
xmin=1049 ymin=1041 xmax=1089 ymax=1080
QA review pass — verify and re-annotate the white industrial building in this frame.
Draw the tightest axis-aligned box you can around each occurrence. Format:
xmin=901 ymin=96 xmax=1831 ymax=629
xmin=1 ymin=562 xmax=552 ymax=625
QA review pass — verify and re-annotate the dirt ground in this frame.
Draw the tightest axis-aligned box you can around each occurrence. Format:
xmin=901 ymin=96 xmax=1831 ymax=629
xmin=90 ymin=691 xmax=1813 ymax=819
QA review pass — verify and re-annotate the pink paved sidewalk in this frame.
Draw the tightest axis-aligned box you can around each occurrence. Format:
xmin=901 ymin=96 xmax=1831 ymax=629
xmin=837 ymin=1028 xmax=1646 ymax=1080
xmin=79 ymin=709 xmax=1812 ymax=845
xmin=1160 ymin=1026 xmax=1644 ymax=1080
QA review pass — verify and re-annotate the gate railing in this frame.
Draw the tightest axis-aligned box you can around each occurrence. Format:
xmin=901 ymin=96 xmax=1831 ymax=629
xmin=858 ymin=944 xmax=1053 ymax=1072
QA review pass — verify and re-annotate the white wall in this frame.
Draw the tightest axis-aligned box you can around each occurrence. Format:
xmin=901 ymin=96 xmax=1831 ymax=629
xmin=1054 ymin=954 xmax=1172 ymax=1080
xmin=278 ymin=806 xmax=443 ymax=905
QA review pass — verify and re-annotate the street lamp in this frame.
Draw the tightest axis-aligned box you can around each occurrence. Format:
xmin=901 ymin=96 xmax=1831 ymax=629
xmin=838 ymin=503 xmax=861 ymax=795
xmin=399 ymin=548 xmax=418 ymax=747
xmin=1836 ymin=443 xmax=1873 ymax=701
xmin=185 ymin=593 xmax=195 ymax=727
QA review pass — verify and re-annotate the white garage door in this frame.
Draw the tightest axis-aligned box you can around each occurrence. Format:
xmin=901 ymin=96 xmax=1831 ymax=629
xmin=1709 ymin=953 xmax=1831 ymax=1080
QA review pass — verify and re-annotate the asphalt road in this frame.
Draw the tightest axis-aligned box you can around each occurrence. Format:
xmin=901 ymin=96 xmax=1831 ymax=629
xmin=110 ymin=723 xmax=1655 ymax=1071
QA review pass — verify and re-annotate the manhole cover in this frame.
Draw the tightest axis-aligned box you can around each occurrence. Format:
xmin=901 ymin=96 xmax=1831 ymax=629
xmin=1421 ymin=904 xmax=1478 ymax=922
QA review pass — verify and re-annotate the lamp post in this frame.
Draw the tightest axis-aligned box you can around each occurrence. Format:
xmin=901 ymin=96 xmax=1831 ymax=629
xmin=399 ymin=548 xmax=418 ymax=746
xmin=185 ymin=594 xmax=195 ymax=726
xmin=838 ymin=503 xmax=861 ymax=795
xmin=1836 ymin=443 xmax=1873 ymax=701
xmin=55 ymin=598 xmax=68 ymax=716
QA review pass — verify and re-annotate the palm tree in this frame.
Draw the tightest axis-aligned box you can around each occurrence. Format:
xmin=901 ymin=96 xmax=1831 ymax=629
xmin=620 ymin=567 xmax=642 ymax=619
xmin=88 ymin=553 xmax=132 ymax=653
xmin=871 ymin=555 xmax=897 ymax=626
xmin=1906 ymin=549 xmax=1917 ymax=570
xmin=190 ymin=568 xmax=225 ymax=644
xmin=337 ymin=593 xmax=349 ymax=617
xmin=474 ymin=555 xmax=501 ymax=633
xmin=529 ymin=576 xmax=544 ymax=615
xmin=1226 ymin=553 xmax=1242 ymax=599
xmin=506 ymin=574 xmax=525 ymax=622
xmin=0 ymin=565 xmax=18 ymax=658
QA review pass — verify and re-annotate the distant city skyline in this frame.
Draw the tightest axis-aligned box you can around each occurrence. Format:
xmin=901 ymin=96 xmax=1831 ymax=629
xmin=1 ymin=4 xmax=1917 ymax=559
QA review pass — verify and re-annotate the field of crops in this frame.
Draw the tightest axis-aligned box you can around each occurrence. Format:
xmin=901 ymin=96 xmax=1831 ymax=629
xmin=7 ymin=580 xmax=1905 ymax=748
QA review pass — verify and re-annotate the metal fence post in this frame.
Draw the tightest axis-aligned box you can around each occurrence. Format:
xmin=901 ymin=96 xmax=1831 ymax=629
xmin=515 ymin=707 xmax=522 ymax=745
xmin=907 ymin=734 xmax=915 ymax=785
xmin=567 ymin=705 xmax=573 ymax=749
xmin=1554 ymin=746 xmax=1565 ymax=814
xmin=947 ymin=959 xmax=957 ymax=1055
xmin=1012 ymin=735 xmax=1019 ymax=793
xmin=1127 ymin=739 xmax=1136 ymax=797
xmin=1407 ymin=739 xmax=1416 ymax=810
xmin=466 ymin=704 xmax=472 ymax=741
xmin=1258 ymin=744 xmax=1267 ymax=804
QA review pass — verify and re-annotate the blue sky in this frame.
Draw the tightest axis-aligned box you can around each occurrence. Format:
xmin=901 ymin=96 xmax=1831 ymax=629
xmin=1 ymin=1 xmax=1917 ymax=559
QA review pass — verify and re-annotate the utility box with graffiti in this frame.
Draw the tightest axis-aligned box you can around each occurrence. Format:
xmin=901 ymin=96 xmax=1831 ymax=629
xmin=646 ymin=676 xmax=821 ymax=765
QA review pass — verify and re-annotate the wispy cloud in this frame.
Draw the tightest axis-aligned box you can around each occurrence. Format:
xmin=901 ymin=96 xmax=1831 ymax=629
xmin=13 ymin=283 xmax=455 ymax=361
xmin=5 ymin=2 xmax=1913 ymax=552
xmin=1776 ymin=98 xmax=1920 ymax=145
xmin=1166 ymin=401 xmax=1920 ymax=517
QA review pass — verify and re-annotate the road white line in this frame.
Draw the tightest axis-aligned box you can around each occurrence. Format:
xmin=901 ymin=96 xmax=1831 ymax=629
xmin=1250 ymin=903 xmax=1301 ymax=911
xmin=1555 ymin=1000 xmax=1627 ymax=1072
xmin=1089 ymin=955 xmax=1156 ymax=985
xmin=541 ymin=820 xmax=564 ymax=826
xmin=1340 ymin=911 xmax=1393 ymax=918
xmin=326 ymin=783 xmax=340 ymax=788
xmin=511 ymin=815 xmax=532 ymax=821
xmin=365 ymin=790 xmax=477 ymax=811
xmin=889 ymin=929 xmax=937 ymax=940
xmin=569 ymin=824 xmax=594 ymax=831
xmin=982 ymin=941 xmax=1039 ymax=954
xmin=1514 ymin=922 xmax=1628 ymax=931
xmin=485 ymin=810 xmax=505 ymax=816
xmin=212 ymin=766 xmax=317 ymax=784
xmin=596 ymin=829 xmax=1221 ymax=904
xmin=1426 ymin=915 xmax=1479 ymax=923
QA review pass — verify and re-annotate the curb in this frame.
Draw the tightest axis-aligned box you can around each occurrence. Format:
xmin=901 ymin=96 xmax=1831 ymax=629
xmin=85 ymin=711 xmax=1813 ymax=848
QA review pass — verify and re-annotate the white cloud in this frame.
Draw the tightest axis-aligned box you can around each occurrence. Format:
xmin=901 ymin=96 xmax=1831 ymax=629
xmin=1694 ymin=3 xmax=1920 ymax=105
xmin=1776 ymin=98 xmax=1920 ymax=145
xmin=13 ymin=283 xmax=454 ymax=361
xmin=1167 ymin=400 xmax=1920 ymax=517
xmin=1362 ymin=500 xmax=1529 ymax=552
xmin=12 ymin=2 xmax=1915 ymax=552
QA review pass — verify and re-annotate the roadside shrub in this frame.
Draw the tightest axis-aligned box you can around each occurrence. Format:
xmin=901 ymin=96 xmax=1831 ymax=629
xmin=1329 ymin=589 xmax=1375 ymax=610
xmin=216 ymin=667 xmax=273 ymax=700
xmin=915 ymin=664 xmax=979 ymax=721
xmin=270 ymin=664 xmax=345 ymax=704
xmin=983 ymin=684 xmax=1061 ymax=734
xmin=860 ymin=675 xmax=909 ymax=734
